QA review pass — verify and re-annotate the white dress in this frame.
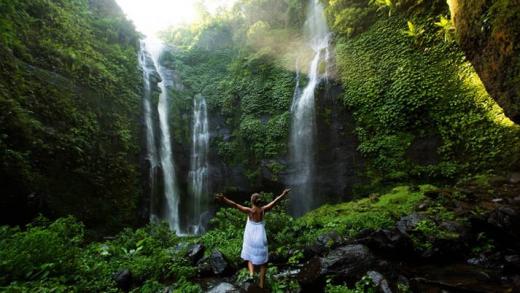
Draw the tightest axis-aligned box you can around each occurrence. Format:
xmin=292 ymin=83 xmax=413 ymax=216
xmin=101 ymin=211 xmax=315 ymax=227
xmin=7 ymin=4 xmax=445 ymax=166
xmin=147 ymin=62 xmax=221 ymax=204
xmin=240 ymin=217 xmax=268 ymax=265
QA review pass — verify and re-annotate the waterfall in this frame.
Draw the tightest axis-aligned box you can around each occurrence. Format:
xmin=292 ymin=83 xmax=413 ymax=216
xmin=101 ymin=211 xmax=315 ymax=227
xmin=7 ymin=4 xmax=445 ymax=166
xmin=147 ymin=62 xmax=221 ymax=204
xmin=188 ymin=95 xmax=210 ymax=235
xmin=143 ymin=38 xmax=182 ymax=234
xmin=138 ymin=41 xmax=160 ymax=222
xmin=289 ymin=0 xmax=330 ymax=216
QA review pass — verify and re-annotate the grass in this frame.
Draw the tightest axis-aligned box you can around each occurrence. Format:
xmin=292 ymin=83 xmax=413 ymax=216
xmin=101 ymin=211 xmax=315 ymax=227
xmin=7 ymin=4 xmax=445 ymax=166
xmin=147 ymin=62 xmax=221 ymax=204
xmin=297 ymin=185 xmax=436 ymax=240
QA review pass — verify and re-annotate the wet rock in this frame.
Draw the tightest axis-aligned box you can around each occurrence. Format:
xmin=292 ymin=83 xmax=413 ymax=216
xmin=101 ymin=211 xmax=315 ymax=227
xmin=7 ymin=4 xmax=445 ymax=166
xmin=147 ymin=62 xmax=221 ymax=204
xmin=488 ymin=207 xmax=519 ymax=232
xmin=467 ymin=255 xmax=487 ymax=266
xmin=317 ymin=231 xmax=342 ymax=246
xmin=209 ymin=250 xmax=229 ymax=275
xmin=298 ymin=244 xmax=376 ymax=287
xmin=504 ymin=255 xmax=520 ymax=273
xmin=359 ymin=229 xmax=413 ymax=258
xmin=187 ymin=243 xmax=205 ymax=264
xmin=367 ymin=271 xmax=392 ymax=293
xmin=396 ymin=213 xmax=423 ymax=235
xmin=305 ymin=231 xmax=342 ymax=257
xmin=487 ymin=206 xmax=520 ymax=248
xmin=197 ymin=256 xmax=213 ymax=277
xmin=409 ymin=263 xmax=508 ymax=292
xmin=113 ymin=269 xmax=132 ymax=292
xmin=206 ymin=282 xmax=239 ymax=293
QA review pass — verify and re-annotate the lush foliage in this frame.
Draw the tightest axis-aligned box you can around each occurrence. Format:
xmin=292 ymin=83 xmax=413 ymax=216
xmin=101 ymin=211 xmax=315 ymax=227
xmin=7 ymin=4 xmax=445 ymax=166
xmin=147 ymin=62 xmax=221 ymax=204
xmin=0 ymin=216 xmax=200 ymax=292
xmin=0 ymin=185 xmax=430 ymax=291
xmin=159 ymin=1 xmax=304 ymax=185
xmin=158 ymin=0 xmax=520 ymax=195
xmin=298 ymin=185 xmax=433 ymax=241
xmin=330 ymin=4 xmax=520 ymax=183
xmin=2 ymin=175 xmax=515 ymax=291
xmin=0 ymin=0 xmax=143 ymax=231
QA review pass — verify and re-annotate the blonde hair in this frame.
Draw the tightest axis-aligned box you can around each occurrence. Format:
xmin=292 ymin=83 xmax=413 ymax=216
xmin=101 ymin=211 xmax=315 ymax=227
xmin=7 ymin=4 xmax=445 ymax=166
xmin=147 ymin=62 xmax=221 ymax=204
xmin=251 ymin=193 xmax=261 ymax=206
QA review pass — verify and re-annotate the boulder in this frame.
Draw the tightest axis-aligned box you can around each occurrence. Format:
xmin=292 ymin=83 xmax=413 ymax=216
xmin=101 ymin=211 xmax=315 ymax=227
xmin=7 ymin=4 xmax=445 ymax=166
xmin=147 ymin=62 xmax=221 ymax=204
xmin=367 ymin=271 xmax=392 ymax=293
xmin=206 ymin=282 xmax=240 ymax=293
xmin=209 ymin=250 xmax=230 ymax=275
xmin=396 ymin=213 xmax=423 ymax=235
xmin=197 ymin=256 xmax=213 ymax=277
xmin=187 ymin=243 xmax=205 ymax=264
xmin=316 ymin=231 xmax=342 ymax=248
xmin=409 ymin=263 xmax=508 ymax=292
xmin=359 ymin=229 xmax=413 ymax=258
xmin=305 ymin=231 xmax=342 ymax=257
xmin=487 ymin=206 xmax=520 ymax=248
xmin=298 ymin=244 xmax=376 ymax=287
xmin=113 ymin=269 xmax=132 ymax=292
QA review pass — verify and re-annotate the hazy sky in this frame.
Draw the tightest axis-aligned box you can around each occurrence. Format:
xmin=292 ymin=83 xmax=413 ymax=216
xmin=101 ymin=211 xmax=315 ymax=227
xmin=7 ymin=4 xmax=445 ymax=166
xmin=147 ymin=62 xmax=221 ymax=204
xmin=115 ymin=0 xmax=236 ymax=36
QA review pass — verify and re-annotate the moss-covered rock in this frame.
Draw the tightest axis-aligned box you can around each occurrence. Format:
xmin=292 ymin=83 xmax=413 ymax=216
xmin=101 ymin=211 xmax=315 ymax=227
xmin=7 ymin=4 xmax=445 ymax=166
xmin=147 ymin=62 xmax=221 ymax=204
xmin=448 ymin=0 xmax=520 ymax=123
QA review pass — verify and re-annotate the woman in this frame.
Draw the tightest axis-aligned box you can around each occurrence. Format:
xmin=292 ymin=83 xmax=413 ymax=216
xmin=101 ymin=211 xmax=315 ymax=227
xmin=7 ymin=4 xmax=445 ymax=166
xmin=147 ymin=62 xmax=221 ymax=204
xmin=215 ymin=188 xmax=291 ymax=288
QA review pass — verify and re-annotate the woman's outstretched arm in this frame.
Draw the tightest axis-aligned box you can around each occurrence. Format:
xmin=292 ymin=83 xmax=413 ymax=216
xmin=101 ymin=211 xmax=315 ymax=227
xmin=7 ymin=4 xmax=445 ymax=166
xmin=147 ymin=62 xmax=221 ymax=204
xmin=262 ymin=188 xmax=291 ymax=212
xmin=215 ymin=193 xmax=251 ymax=214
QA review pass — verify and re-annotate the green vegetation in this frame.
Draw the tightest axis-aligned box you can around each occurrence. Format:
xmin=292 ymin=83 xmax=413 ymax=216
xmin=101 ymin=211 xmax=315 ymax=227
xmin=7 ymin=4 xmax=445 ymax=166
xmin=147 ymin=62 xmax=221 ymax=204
xmin=156 ymin=0 xmax=520 ymax=193
xmin=159 ymin=0 xmax=304 ymax=184
xmin=1 ymin=174 xmax=516 ymax=291
xmin=0 ymin=217 xmax=200 ymax=292
xmin=328 ymin=1 xmax=520 ymax=184
xmin=325 ymin=275 xmax=377 ymax=293
xmin=0 ymin=0 xmax=142 ymax=232
xmin=298 ymin=185 xmax=433 ymax=241
xmin=1 ymin=0 xmax=520 ymax=290
xmin=0 ymin=186 xmax=430 ymax=291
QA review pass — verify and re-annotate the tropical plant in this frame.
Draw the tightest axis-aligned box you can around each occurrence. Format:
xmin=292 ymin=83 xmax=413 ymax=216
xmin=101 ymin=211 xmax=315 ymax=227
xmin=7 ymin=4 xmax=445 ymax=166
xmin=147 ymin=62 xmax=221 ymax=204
xmin=402 ymin=20 xmax=425 ymax=42
xmin=434 ymin=15 xmax=454 ymax=42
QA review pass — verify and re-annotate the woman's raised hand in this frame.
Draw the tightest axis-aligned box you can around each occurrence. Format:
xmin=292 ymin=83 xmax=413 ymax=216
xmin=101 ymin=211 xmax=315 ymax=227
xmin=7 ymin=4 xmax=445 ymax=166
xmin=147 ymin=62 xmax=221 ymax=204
xmin=215 ymin=193 xmax=224 ymax=202
xmin=282 ymin=188 xmax=291 ymax=195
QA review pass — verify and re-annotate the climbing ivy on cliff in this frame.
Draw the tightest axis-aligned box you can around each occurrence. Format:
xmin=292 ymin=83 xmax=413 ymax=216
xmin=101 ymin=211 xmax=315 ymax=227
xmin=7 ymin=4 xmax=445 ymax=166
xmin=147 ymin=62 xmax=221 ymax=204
xmin=330 ymin=2 xmax=520 ymax=182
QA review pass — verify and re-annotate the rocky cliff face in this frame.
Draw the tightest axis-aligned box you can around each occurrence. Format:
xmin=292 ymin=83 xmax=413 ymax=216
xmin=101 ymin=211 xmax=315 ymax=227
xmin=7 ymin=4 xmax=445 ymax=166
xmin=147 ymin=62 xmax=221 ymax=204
xmin=207 ymin=80 xmax=367 ymax=203
xmin=448 ymin=0 xmax=520 ymax=123
xmin=166 ymin=76 xmax=366 ymax=205
xmin=0 ymin=0 xmax=142 ymax=231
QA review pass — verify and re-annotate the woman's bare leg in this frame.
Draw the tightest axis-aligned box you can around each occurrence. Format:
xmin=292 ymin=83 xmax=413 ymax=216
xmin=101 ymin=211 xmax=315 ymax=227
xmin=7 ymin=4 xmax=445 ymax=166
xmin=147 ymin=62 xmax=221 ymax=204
xmin=247 ymin=261 xmax=254 ymax=277
xmin=259 ymin=264 xmax=267 ymax=288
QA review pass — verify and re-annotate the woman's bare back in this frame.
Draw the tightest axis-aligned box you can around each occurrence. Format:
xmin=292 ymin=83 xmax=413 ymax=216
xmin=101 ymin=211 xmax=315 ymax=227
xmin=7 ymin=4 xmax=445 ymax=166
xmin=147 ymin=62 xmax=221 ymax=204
xmin=248 ymin=206 xmax=264 ymax=222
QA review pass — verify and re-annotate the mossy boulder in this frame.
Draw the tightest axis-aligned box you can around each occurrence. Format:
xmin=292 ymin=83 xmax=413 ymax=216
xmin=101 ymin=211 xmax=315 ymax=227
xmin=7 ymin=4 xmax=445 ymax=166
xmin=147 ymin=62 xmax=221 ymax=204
xmin=449 ymin=0 xmax=520 ymax=123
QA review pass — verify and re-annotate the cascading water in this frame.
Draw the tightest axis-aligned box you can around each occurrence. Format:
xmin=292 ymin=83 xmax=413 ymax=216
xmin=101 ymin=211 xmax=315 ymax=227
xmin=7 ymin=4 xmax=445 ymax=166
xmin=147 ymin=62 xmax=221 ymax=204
xmin=143 ymin=38 xmax=182 ymax=234
xmin=138 ymin=41 xmax=160 ymax=222
xmin=188 ymin=95 xmax=210 ymax=235
xmin=289 ymin=0 xmax=330 ymax=216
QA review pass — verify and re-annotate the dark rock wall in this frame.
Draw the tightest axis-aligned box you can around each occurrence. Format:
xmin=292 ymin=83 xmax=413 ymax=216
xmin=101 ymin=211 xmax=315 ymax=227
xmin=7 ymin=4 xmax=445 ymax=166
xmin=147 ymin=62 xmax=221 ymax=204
xmin=449 ymin=0 xmax=520 ymax=123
